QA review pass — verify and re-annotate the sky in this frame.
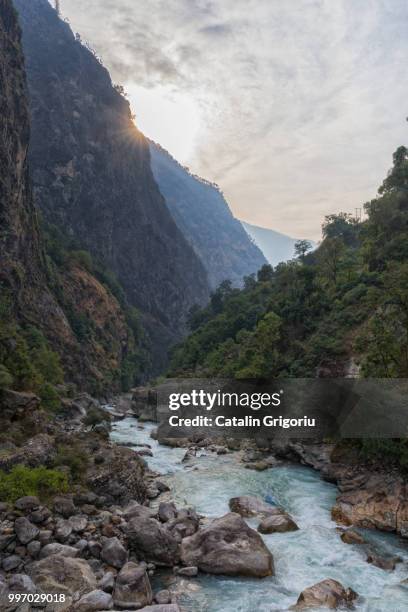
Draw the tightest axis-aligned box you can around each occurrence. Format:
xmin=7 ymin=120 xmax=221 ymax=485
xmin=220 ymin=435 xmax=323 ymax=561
xmin=59 ymin=0 xmax=408 ymax=240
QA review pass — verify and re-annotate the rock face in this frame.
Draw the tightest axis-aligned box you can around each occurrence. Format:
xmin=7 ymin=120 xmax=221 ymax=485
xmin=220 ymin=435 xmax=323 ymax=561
xmin=0 ymin=0 xmax=74 ymax=362
xmin=149 ymin=141 xmax=266 ymax=289
xmin=180 ymin=512 xmax=274 ymax=577
xmin=291 ymin=579 xmax=358 ymax=610
xmin=14 ymin=0 xmax=210 ymax=374
xmin=0 ymin=0 xmax=138 ymax=389
xmin=331 ymin=472 xmax=408 ymax=536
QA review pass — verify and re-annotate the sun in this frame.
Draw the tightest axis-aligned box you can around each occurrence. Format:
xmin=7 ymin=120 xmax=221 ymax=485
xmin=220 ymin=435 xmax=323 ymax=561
xmin=125 ymin=84 xmax=202 ymax=164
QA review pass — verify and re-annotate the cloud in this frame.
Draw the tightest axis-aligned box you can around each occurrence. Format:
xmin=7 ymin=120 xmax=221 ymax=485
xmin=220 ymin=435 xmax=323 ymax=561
xmin=60 ymin=0 xmax=408 ymax=239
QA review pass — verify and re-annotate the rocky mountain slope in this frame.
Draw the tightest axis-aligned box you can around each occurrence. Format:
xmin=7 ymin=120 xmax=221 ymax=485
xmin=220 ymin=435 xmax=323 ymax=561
xmin=0 ymin=0 xmax=145 ymax=393
xmin=149 ymin=142 xmax=267 ymax=288
xmin=13 ymin=0 xmax=210 ymax=372
xmin=242 ymin=221 xmax=316 ymax=267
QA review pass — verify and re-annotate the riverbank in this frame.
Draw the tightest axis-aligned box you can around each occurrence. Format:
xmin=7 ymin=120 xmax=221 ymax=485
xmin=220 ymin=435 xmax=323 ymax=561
xmin=110 ymin=414 xmax=408 ymax=611
xmin=0 ymin=388 xmax=408 ymax=611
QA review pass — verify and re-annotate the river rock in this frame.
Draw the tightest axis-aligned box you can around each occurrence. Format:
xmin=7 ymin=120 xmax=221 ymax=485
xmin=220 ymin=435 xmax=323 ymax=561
xmin=180 ymin=512 xmax=274 ymax=577
xmin=2 ymin=555 xmax=22 ymax=571
xmin=229 ymin=495 xmax=281 ymax=518
xmin=257 ymin=513 xmax=298 ymax=534
xmin=101 ymin=537 xmax=127 ymax=569
xmin=75 ymin=589 xmax=113 ymax=611
xmin=138 ymin=606 xmax=181 ymax=612
xmin=166 ymin=508 xmax=199 ymax=540
xmin=125 ymin=515 xmax=180 ymax=566
xmin=177 ymin=566 xmax=198 ymax=577
xmin=54 ymin=495 xmax=76 ymax=518
xmin=39 ymin=543 xmax=79 ymax=558
xmin=29 ymin=507 xmax=51 ymax=524
xmin=69 ymin=515 xmax=88 ymax=533
xmin=244 ymin=461 xmax=269 ymax=471
xmin=340 ymin=529 xmax=365 ymax=545
xmin=28 ymin=554 xmax=97 ymax=596
xmin=123 ymin=502 xmax=157 ymax=521
xmin=15 ymin=496 xmax=40 ymax=511
xmin=98 ymin=571 xmax=115 ymax=593
xmin=27 ymin=540 xmax=41 ymax=558
xmin=89 ymin=541 xmax=102 ymax=558
xmin=156 ymin=481 xmax=170 ymax=493
xmin=38 ymin=530 xmax=53 ymax=546
xmin=291 ymin=578 xmax=358 ymax=609
xmin=14 ymin=517 xmax=40 ymax=544
xmin=55 ymin=519 xmax=73 ymax=542
xmin=366 ymin=553 xmax=402 ymax=571
xmin=158 ymin=502 xmax=177 ymax=523
xmin=154 ymin=589 xmax=171 ymax=604
xmin=7 ymin=573 xmax=38 ymax=596
xmin=113 ymin=561 xmax=152 ymax=609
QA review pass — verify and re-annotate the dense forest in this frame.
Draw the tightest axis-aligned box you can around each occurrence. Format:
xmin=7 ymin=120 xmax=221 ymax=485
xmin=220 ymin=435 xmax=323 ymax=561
xmin=169 ymin=146 xmax=408 ymax=381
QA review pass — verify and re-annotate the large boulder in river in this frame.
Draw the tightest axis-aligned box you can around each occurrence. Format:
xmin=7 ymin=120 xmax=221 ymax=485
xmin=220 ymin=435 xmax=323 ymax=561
xmin=180 ymin=512 xmax=274 ymax=577
xmin=125 ymin=515 xmax=180 ymax=566
xmin=229 ymin=495 xmax=282 ymax=518
xmin=257 ymin=513 xmax=298 ymax=534
xmin=291 ymin=579 xmax=358 ymax=609
xmin=113 ymin=561 xmax=152 ymax=609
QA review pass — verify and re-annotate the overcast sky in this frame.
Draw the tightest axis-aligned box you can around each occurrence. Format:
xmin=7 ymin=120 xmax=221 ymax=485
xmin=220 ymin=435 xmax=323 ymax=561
xmin=60 ymin=0 xmax=408 ymax=240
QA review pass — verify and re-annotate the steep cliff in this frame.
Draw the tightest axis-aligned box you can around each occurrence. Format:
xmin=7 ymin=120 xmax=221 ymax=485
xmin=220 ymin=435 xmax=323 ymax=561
xmin=14 ymin=0 xmax=210 ymax=371
xmin=0 ymin=0 xmax=72 ymax=356
xmin=0 ymin=0 xmax=143 ymax=392
xmin=149 ymin=142 xmax=267 ymax=288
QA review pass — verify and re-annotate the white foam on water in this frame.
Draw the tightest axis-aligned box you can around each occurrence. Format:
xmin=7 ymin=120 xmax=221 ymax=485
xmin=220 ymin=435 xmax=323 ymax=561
xmin=111 ymin=417 xmax=408 ymax=612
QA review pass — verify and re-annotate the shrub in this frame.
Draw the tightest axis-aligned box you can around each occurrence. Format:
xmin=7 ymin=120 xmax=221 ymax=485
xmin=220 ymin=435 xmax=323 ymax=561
xmin=0 ymin=465 xmax=68 ymax=503
xmin=83 ymin=407 xmax=109 ymax=429
xmin=68 ymin=250 xmax=93 ymax=272
xmin=0 ymin=365 xmax=13 ymax=389
xmin=53 ymin=445 xmax=89 ymax=482
xmin=40 ymin=383 xmax=60 ymax=412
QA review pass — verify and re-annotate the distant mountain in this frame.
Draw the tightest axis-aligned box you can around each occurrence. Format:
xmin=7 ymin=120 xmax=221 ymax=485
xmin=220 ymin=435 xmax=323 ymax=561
xmin=149 ymin=142 xmax=267 ymax=289
xmin=241 ymin=221 xmax=316 ymax=266
xmin=14 ymin=0 xmax=210 ymax=374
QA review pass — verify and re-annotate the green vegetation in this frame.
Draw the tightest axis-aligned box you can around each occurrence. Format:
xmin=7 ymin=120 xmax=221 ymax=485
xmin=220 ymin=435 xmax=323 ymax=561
xmin=0 ymin=295 xmax=64 ymax=408
xmin=83 ymin=406 xmax=109 ymax=429
xmin=0 ymin=465 xmax=68 ymax=503
xmin=169 ymin=146 xmax=408 ymax=467
xmin=42 ymin=219 xmax=148 ymax=390
xmin=170 ymin=147 xmax=408 ymax=381
xmin=52 ymin=444 xmax=89 ymax=483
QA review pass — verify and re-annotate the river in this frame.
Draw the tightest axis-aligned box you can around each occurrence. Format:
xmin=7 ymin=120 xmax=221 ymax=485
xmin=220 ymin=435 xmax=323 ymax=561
xmin=111 ymin=417 xmax=408 ymax=612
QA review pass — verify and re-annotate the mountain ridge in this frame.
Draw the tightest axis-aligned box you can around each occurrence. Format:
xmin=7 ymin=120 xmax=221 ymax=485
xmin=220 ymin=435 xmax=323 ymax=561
xmin=13 ymin=0 xmax=210 ymax=374
xmin=149 ymin=140 xmax=267 ymax=288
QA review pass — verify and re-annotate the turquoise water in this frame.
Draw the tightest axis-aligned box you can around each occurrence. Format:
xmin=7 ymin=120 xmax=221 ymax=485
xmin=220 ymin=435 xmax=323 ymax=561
xmin=111 ymin=418 xmax=408 ymax=611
